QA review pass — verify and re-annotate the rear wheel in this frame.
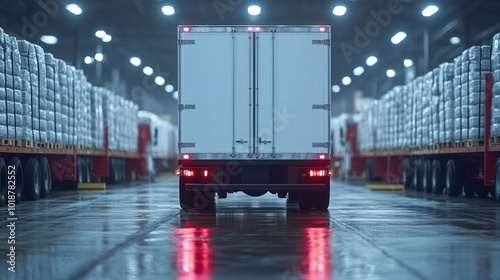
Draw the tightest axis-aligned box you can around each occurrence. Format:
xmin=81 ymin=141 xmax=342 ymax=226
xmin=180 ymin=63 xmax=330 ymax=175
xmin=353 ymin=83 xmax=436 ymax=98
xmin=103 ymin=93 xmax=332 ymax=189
xmin=9 ymin=158 xmax=23 ymax=204
xmin=0 ymin=158 xmax=7 ymax=206
xmin=446 ymin=160 xmax=461 ymax=197
xmin=315 ymin=184 xmax=330 ymax=210
xmin=431 ymin=160 xmax=444 ymax=194
xmin=422 ymin=159 xmax=432 ymax=193
xmin=39 ymin=157 xmax=51 ymax=198
xmin=24 ymin=158 xmax=41 ymax=201
xmin=299 ymin=191 xmax=313 ymax=210
xmin=179 ymin=179 xmax=214 ymax=211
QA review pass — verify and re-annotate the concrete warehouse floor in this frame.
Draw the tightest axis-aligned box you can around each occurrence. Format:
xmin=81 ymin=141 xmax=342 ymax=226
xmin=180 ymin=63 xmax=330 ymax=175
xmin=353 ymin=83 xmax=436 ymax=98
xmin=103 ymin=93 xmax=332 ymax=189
xmin=1 ymin=178 xmax=499 ymax=280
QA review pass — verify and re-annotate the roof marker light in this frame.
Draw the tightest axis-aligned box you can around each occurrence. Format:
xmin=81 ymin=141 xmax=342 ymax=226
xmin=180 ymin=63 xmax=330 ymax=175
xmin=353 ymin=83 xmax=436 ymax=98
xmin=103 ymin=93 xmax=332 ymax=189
xmin=319 ymin=27 xmax=326 ymax=32
xmin=183 ymin=27 xmax=190 ymax=32
xmin=320 ymin=155 xmax=326 ymax=160
xmin=183 ymin=154 xmax=190 ymax=160
xmin=248 ymin=27 xmax=253 ymax=31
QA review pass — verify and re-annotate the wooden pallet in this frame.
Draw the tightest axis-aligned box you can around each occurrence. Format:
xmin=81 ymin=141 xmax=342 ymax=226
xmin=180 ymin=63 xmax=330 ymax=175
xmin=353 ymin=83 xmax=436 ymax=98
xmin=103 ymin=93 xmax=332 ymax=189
xmin=46 ymin=142 xmax=55 ymax=149
xmin=454 ymin=141 xmax=465 ymax=148
xmin=15 ymin=139 xmax=33 ymax=148
xmin=490 ymin=136 xmax=500 ymax=145
xmin=35 ymin=142 xmax=47 ymax=148
xmin=439 ymin=142 xmax=453 ymax=148
xmin=466 ymin=139 xmax=484 ymax=147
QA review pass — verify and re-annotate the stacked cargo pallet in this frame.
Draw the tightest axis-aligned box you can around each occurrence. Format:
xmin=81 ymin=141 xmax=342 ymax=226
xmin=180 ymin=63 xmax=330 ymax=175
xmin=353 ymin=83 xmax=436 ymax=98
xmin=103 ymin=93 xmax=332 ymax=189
xmin=0 ymin=28 xmax=138 ymax=152
xmin=358 ymin=33 xmax=499 ymax=151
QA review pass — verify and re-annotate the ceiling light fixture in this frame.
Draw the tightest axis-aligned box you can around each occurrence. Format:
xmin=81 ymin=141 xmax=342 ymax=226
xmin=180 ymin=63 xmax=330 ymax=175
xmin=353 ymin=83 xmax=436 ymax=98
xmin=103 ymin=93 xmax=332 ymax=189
xmin=162 ymin=5 xmax=175 ymax=16
xmin=366 ymin=56 xmax=378 ymax=66
xmin=404 ymin=59 xmax=413 ymax=68
xmin=66 ymin=4 xmax=82 ymax=15
xmin=391 ymin=32 xmax=407 ymax=45
xmin=248 ymin=5 xmax=261 ymax=16
xmin=422 ymin=5 xmax=439 ymax=17
xmin=386 ymin=69 xmax=396 ymax=78
xmin=353 ymin=66 xmax=365 ymax=76
xmin=143 ymin=66 xmax=153 ymax=76
xmin=332 ymin=6 xmax=347 ymax=16
xmin=342 ymin=76 xmax=352 ymax=86
xmin=130 ymin=57 xmax=141 ymax=67
xmin=40 ymin=35 xmax=58 ymax=45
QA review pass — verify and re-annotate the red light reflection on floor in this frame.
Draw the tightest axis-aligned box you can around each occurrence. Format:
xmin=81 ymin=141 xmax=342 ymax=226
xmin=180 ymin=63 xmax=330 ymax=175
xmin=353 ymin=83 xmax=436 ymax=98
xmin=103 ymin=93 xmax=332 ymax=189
xmin=304 ymin=227 xmax=331 ymax=280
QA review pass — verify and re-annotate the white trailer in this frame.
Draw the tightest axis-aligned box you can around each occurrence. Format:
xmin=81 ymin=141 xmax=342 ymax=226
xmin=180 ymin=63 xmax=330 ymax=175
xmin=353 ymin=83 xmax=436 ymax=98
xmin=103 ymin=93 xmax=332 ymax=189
xmin=177 ymin=25 xmax=331 ymax=210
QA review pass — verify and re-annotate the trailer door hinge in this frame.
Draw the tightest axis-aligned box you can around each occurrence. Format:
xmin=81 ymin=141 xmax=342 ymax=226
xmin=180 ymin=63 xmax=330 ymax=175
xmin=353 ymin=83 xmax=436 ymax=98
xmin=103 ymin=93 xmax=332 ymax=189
xmin=312 ymin=142 xmax=330 ymax=148
xmin=312 ymin=104 xmax=330 ymax=110
xmin=312 ymin=39 xmax=330 ymax=45
xmin=179 ymin=142 xmax=196 ymax=148
xmin=178 ymin=104 xmax=196 ymax=110
xmin=179 ymin=39 xmax=195 ymax=45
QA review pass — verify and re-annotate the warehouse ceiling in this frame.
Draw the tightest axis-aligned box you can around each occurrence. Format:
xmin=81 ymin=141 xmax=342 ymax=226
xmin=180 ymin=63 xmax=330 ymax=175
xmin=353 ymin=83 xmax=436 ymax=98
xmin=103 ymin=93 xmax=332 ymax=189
xmin=1 ymin=0 xmax=500 ymax=119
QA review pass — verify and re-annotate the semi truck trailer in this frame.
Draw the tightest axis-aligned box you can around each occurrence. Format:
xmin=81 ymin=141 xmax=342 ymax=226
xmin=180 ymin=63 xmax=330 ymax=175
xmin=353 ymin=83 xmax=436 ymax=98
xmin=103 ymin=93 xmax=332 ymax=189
xmin=177 ymin=25 xmax=332 ymax=210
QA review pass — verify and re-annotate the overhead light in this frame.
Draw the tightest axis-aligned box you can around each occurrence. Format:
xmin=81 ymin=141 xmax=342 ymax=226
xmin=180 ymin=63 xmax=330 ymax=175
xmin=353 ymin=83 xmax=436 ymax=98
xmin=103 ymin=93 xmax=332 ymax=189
xmin=95 ymin=30 xmax=107 ymax=39
xmin=162 ymin=5 xmax=175 ymax=16
xmin=332 ymin=6 xmax=347 ymax=16
xmin=66 ymin=4 xmax=82 ymax=15
xmin=165 ymin=84 xmax=175 ymax=93
xmin=155 ymin=76 xmax=166 ymax=86
xmin=332 ymin=85 xmax=341 ymax=93
xmin=342 ymin=76 xmax=352 ymax=86
xmin=40 ymin=35 xmax=58 ymax=45
xmin=450 ymin=37 xmax=461 ymax=45
xmin=386 ymin=69 xmax=396 ymax=78
xmin=422 ymin=5 xmax=439 ymax=17
xmin=102 ymin=34 xmax=112 ymax=43
xmin=248 ymin=5 xmax=261 ymax=16
xmin=353 ymin=66 xmax=365 ymax=76
xmin=173 ymin=91 xmax=179 ymax=100
xmin=94 ymin=53 xmax=104 ymax=62
xmin=404 ymin=59 xmax=413 ymax=68
xmin=366 ymin=56 xmax=378 ymax=66
xmin=143 ymin=66 xmax=153 ymax=76
xmin=130 ymin=57 xmax=141 ymax=67
xmin=391 ymin=32 xmax=407 ymax=45
xmin=84 ymin=56 xmax=94 ymax=65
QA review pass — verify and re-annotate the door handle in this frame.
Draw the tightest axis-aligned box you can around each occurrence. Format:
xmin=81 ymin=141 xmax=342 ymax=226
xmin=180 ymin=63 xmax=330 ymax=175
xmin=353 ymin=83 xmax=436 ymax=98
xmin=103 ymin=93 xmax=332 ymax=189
xmin=259 ymin=137 xmax=271 ymax=145
xmin=236 ymin=139 xmax=248 ymax=144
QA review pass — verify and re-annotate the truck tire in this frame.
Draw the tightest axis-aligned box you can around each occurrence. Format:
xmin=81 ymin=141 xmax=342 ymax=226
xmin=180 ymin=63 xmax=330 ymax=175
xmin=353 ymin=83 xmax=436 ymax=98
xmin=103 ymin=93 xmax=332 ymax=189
xmin=299 ymin=191 xmax=313 ymax=210
xmin=431 ymin=160 xmax=444 ymax=194
xmin=402 ymin=159 xmax=412 ymax=189
xmin=494 ymin=159 xmax=500 ymax=201
xmin=9 ymin=158 xmax=23 ymax=204
xmin=422 ymin=159 xmax=432 ymax=193
xmin=315 ymin=184 xmax=330 ymax=210
xmin=0 ymin=158 xmax=7 ymax=206
xmin=412 ymin=160 xmax=422 ymax=191
xmin=446 ymin=160 xmax=461 ymax=197
xmin=179 ymin=180 xmax=215 ymax=210
xmin=40 ymin=157 xmax=52 ymax=198
xmin=24 ymin=158 xmax=41 ymax=201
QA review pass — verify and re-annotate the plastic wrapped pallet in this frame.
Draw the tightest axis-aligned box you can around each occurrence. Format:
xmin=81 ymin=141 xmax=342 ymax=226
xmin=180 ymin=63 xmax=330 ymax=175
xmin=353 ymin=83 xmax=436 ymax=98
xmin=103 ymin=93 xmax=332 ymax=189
xmin=0 ymin=29 xmax=5 ymax=138
xmin=491 ymin=33 xmax=500 ymax=136
xmin=17 ymin=40 xmax=33 ymax=141
xmin=53 ymin=58 xmax=63 ymax=143
xmin=467 ymin=46 xmax=490 ymax=140
xmin=4 ymin=34 xmax=23 ymax=139
xmin=34 ymin=44 xmax=47 ymax=143
xmin=57 ymin=60 xmax=69 ymax=144
xmin=28 ymin=43 xmax=40 ymax=142
xmin=453 ymin=56 xmax=463 ymax=141
xmin=67 ymin=66 xmax=75 ymax=145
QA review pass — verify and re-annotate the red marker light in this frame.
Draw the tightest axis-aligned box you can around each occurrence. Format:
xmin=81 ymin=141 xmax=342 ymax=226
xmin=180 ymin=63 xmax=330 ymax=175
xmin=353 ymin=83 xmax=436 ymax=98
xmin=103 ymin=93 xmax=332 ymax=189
xmin=319 ymin=155 xmax=326 ymax=160
xmin=183 ymin=154 xmax=190 ymax=160
xmin=204 ymin=170 xmax=208 ymax=177
xmin=183 ymin=27 xmax=190 ymax=32
xmin=319 ymin=27 xmax=326 ymax=32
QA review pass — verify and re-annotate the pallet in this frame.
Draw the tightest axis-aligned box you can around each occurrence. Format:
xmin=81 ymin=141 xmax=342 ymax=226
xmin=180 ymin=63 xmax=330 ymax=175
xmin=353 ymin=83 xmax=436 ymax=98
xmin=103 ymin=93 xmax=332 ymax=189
xmin=16 ymin=139 xmax=34 ymax=148
xmin=490 ymin=136 xmax=500 ymax=145
xmin=440 ymin=142 xmax=453 ymax=148
xmin=466 ymin=139 xmax=484 ymax=147
xmin=454 ymin=141 xmax=465 ymax=148
xmin=46 ymin=142 xmax=55 ymax=149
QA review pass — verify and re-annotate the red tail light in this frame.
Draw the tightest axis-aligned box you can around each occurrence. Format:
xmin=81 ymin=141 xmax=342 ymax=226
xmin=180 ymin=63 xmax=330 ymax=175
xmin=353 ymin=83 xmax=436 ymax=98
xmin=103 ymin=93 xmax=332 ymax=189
xmin=204 ymin=170 xmax=208 ymax=177
xmin=309 ymin=170 xmax=329 ymax=177
xmin=182 ymin=170 xmax=195 ymax=177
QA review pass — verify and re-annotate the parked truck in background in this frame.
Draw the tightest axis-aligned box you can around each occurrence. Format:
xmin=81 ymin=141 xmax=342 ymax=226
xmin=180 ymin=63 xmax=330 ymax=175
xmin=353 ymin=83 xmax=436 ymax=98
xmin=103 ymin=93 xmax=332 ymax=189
xmin=177 ymin=25 xmax=332 ymax=210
